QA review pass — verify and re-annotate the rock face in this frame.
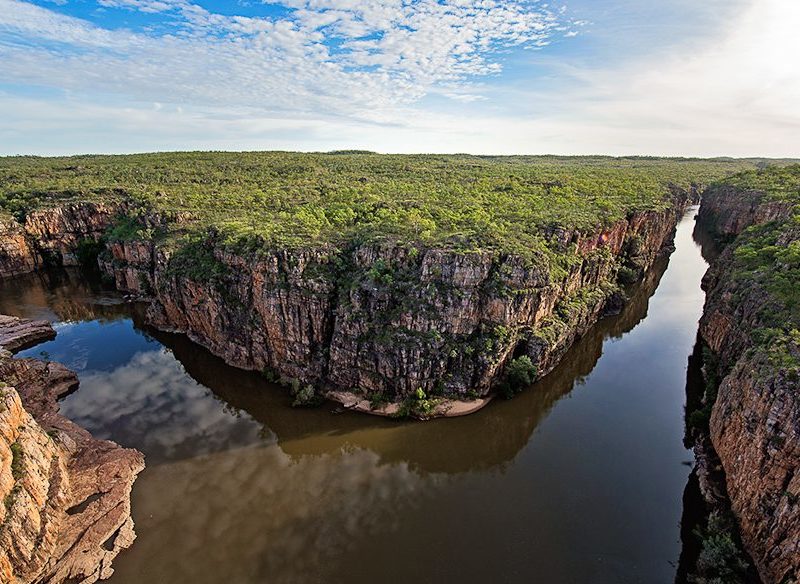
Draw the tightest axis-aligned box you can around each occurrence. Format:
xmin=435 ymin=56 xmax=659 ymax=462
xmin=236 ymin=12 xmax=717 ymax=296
xmin=0 ymin=315 xmax=56 ymax=353
xmin=0 ymin=202 xmax=122 ymax=277
xmin=0 ymin=192 xmax=693 ymax=405
xmin=23 ymin=202 xmax=123 ymax=267
xmin=0 ymin=315 xmax=144 ymax=584
xmin=0 ymin=219 xmax=37 ymax=279
xmin=113 ymin=200 xmax=690 ymax=404
xmin=697 ymin=185 xmax=800 ymax=584
xmin=698 ymin=186 xmax=793 ymax=239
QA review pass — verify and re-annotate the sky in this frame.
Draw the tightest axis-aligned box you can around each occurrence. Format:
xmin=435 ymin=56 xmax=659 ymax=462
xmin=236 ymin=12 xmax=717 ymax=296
xmin=0 ymin=0 xmax=798 ymax=157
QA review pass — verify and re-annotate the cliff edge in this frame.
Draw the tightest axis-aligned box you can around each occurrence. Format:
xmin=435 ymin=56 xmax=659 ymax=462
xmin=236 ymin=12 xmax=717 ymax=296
xmin=0 ymin=315 xmax=144 ymax=584
xmin=694 ymin=165 xmax=800 ymax=584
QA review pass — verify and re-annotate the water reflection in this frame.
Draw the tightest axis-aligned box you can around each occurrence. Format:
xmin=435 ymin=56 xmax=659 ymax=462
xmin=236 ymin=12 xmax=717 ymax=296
xmin=1 ymin=255 xmax=669 ymax=474
xmin=125 ymin=446 xmax=444 ymax=584
xmin=0 ymin=268 xmax=131 ymax=323
xmin=0 ymin=208 xmax=710 ymax=583
xmin=692 ymin=215 xmax=723 ymax=264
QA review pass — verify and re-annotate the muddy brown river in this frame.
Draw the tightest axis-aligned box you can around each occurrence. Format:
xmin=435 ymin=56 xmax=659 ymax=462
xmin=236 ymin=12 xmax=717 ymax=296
xmin=0 ymin=207 xmax=710 ymax=584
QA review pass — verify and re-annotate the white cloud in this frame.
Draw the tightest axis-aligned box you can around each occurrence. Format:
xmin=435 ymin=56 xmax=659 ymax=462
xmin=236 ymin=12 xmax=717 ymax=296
xmin=542 ymin=0 xmax=800 ymax=156
xmin=0 ymin=0 xmax=797 ymax=156
xmin=0 ymin=0 xmax=565 ymax=118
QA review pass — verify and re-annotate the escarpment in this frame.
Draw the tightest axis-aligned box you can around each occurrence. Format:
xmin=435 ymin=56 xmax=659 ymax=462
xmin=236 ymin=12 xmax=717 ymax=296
xmin=0 ymin=219 xmax=37 ymax=278
xmin=0 ymin=315 xmax=144 ymax=584
xmin=694 ymin=170 xmax=800 ymax=584
xmin=0 ymin=187 xmax=694 ymax=411
xmin=105 ymin=197 xmax=692 ymax=410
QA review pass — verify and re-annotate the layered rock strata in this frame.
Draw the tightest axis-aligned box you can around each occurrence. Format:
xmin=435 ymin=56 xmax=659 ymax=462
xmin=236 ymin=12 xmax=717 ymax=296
xmin=0 ymin=315 xmax=144 ymax=584
xmin=0 ymin=194 xmax=692 ymax=408
xmin=0 ymin=202 xmax=122 ymax=277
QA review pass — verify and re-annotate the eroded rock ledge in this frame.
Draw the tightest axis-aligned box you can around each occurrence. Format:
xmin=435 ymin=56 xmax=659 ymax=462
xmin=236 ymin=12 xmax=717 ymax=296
xmin=0 ymin=315 xmax=144 ymax=584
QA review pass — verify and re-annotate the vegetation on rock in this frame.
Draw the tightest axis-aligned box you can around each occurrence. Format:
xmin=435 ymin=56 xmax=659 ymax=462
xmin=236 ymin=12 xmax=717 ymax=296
xmin=717 ymin=164 xmax=800 ymax=372
xmin=690 ymin=511 xmax=750 ymax=584
xmin=2 ymin=153 xmax=793 ymax=410
xmin=690 ymin=163 xmax=800 ymax=583
xmin=498 ymin=356 xmax=538 ymax=398
xmin=0 ymin=152 xmax=767 ymax=264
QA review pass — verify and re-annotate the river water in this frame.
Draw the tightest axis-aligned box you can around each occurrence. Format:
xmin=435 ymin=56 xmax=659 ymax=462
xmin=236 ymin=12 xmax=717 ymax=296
xmin=0 ymin=207 xmax=710 ymax=584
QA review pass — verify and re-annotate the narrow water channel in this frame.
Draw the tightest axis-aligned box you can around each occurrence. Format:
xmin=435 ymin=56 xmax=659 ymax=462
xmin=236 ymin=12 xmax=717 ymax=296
xmin=0 ymin=207 xmax=709 ymax=584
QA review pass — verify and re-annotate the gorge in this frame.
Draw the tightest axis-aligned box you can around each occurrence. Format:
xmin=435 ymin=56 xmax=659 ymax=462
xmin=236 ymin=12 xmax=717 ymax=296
xmin=0 ymin=154 xmax=797 ymax=584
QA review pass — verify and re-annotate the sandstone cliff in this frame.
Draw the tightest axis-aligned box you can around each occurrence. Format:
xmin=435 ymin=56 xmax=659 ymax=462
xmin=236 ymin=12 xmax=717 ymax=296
xmin=107 ymin=199 xmax=691 ymax=410
xmin=0 ymin=191 xmax=693 ymax=411
xmin=695 ymin=182 xmax=799 ymax=583
xmin=0 ymin=203 xmax=122 ymax=277
xmin=0 ymin=220 xmax=36 ymax=279
xmin=0 ymin=315 xmax=144 ymax=584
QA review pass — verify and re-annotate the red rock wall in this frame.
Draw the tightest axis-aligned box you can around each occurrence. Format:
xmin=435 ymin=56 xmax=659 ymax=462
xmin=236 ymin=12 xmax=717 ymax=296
xmin=0 ymin=202 xmax=123 ymax=278
xmin=698 ymin=186 xmax=799 ymax=583
xmin=117 ymin=199 xmax=690 ymax=401
xmin=0 ymin=318 xmax=144 ymax=584
xmin=0 ymin=218 xmax=37 ymax=278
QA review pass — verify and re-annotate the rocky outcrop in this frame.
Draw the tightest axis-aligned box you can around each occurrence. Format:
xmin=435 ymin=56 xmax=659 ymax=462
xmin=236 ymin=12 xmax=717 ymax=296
xmin=698 ymin=185 xmax=793 ymax=239
xmin=696 ymin=184 xmax=799 ymax=584
xmin=23 ymin=202 xmax=122 ymax=267
xmin=100 ymin=240 xmax=155 ymax=294
xmin=0 ymin=202 xmax=122 ymax=277
xmin=106 ymin=198 xmax=692 ymax=408
xmin=0 ymin=219 xmax=37 ymax=279
xmin=0 ymin=315 xmax=55 ymax=352
xmin=0 ymin=315 xmax=144 ymax=584
xmin=0 ymin=193 xmax=692 ymax=409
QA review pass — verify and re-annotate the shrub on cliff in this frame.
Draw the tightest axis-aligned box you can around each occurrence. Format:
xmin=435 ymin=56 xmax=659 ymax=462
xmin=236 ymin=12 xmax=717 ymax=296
xmin=75 ymin=238 xmax=105 ymax=271
xmin=10 ymin=441 xmax=24 ymax=480
xmin=164 ymin=236 xmax=229 ymax=284
xmin=689 ymin=511 xmax=749 ymax=584
xmin=617 ymin=265 xmax=639 ymax=286
xmin=290 ymin=382 xmax=322 ymax=408
xmin=499 ymin=356 xmax=537 ymax=398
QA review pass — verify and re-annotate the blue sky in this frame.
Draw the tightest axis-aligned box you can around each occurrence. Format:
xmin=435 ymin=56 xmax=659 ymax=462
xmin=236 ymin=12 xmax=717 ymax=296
xmin=1 ymin=0 xmax=798 ymax=156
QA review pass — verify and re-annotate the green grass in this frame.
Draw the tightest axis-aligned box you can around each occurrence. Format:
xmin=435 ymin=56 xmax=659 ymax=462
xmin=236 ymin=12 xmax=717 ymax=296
xmin=0 ymin=152 xmax=771 ymax=261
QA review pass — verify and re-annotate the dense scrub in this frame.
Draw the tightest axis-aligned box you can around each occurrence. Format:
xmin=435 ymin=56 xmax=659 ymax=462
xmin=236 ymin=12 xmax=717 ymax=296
xmin=0 ymin=152 xmax=769 ymax=263
xmin=717 ymin=164 xmax=800 ymax=372
xmin=721 ymin=164 xmax=800 ymax=203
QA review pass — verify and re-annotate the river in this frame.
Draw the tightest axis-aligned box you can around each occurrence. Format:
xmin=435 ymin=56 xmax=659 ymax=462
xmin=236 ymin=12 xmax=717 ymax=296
xmin=0 ymin=207 xmax=710 ymax=584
